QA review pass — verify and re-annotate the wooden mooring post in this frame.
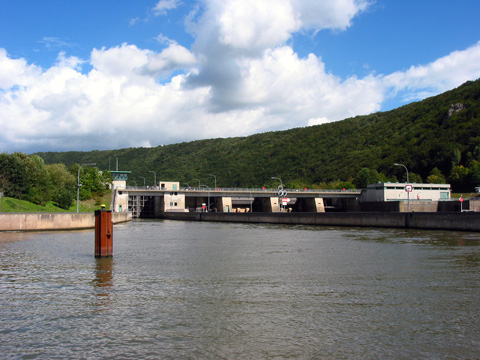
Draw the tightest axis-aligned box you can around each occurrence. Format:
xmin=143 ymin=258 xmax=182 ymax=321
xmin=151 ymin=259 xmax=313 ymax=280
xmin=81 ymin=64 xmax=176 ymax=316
xmin=95 ymin=208 xmax=113 ymax=257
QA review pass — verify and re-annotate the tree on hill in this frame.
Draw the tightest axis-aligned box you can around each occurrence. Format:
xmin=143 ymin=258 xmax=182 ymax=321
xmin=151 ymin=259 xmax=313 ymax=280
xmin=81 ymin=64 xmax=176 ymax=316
xmin=0 ymin=152 xmax=113 ymax=209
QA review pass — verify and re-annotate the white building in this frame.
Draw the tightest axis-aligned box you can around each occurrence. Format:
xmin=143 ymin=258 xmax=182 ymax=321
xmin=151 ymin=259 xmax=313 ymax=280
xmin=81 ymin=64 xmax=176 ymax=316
xmin=159 ymin=181 xmax=187 ymax=212
xmin=361 ymin=183 xmax=451 ymax=202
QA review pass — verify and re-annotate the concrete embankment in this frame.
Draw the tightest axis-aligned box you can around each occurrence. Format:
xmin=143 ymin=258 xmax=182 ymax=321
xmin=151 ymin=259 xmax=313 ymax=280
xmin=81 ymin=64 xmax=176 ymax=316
xmin=0 ymin=212 xmax=132 ymax=231
xmin=160 ymin=212 xmax=480 ymax=232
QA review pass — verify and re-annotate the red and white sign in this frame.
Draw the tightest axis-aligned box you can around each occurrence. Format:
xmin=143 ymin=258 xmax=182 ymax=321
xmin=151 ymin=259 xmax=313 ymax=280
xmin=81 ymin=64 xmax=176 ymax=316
xmin=459 ymin=196 xmax=464 ymax=203
xmin=405 ymin=184 xmax=413 ymax=192
xmin=282 ymin=198 xmax=288 ymax=205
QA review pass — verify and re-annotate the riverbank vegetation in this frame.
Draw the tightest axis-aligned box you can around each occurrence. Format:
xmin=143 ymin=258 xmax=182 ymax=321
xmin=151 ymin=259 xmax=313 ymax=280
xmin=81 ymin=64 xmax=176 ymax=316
xmin=0 ymin=152 xmax=112 ymax=210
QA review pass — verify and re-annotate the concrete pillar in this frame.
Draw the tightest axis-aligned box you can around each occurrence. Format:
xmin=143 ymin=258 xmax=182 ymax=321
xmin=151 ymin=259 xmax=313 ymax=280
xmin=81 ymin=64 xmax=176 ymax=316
xmin=155 ymin=196 xmax=163 ymax=216
xmin=314 ymin=198 xmax=325 ymax=212
xmin=268 ymin=197 xmax=280 ymax=212
xmin=218 ymin=197 xmax=233 ymax=212
xmin=304 ymin=198 xmax=325 ymax=212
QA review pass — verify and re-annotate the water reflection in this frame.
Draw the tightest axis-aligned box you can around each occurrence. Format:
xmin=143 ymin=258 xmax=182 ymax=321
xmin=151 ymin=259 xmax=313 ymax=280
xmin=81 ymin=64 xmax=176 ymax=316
xmin=0 ymin=231 xmax=33 ymax=245
xmin=92 ymin=257 xmax=114 ymax=311
xmin=340 ymin=227 xmax=480 ymax=246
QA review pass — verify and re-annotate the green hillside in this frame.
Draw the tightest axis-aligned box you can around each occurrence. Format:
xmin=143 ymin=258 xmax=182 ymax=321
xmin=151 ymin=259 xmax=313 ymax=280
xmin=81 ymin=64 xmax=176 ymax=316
xmin=0 ymin=194 xmax=111 ymax=213
xmin=37 ymin=79 xmax=480 ymax=191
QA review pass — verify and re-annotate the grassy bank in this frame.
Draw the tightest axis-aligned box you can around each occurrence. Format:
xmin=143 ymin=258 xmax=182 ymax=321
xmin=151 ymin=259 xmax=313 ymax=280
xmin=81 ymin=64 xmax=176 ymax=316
xmin=0 ymin=193 xmax=112 ymax=213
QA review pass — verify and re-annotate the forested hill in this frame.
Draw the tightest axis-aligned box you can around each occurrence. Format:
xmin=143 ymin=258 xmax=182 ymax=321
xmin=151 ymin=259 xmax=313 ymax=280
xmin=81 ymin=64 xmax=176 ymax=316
xmin=37 ymin=79 xmax=480 ymax=191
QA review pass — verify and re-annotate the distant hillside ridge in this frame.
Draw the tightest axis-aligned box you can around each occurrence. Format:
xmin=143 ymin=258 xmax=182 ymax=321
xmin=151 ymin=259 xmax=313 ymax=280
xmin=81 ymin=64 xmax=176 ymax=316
xmin=37 ymin=79 xmax=480 ymax=191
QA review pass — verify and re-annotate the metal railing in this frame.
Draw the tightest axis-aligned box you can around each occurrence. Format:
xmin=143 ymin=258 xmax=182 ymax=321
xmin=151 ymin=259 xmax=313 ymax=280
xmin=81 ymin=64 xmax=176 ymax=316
xmin=125 ymin=186 xmax=360 ymax=193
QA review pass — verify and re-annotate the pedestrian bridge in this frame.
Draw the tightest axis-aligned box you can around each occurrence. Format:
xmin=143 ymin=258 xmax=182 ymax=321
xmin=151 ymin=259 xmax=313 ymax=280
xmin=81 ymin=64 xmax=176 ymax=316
xmin=113 ymin=187 xmax=362 ymax=218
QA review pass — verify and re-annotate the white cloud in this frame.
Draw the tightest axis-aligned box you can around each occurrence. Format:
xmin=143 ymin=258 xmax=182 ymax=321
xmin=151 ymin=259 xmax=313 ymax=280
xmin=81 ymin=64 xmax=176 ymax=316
xmin=0 ymin=49 xmax=41 ymax=89
xmin=144 ymin=43 xmax=197 ymax=77
xmin=90 ymin=43 xmax=196 ymax=80
xmin=307 ymin=117 xmax=331 ymax=126
xmin=1 ymin=1 xmax=480 ymax=153
xmin=91 ymin=44 xmax=149 ymax=77
xmin=384 ymin=41 xmax=480 ymax=102
xmin=185 ymin=0 xmax=374 ymax=112
xmin=55 ymin=51 xmax=84 ymax=71
xmin=292 ymin=0 xmax=370 ymax=31
xmin=40 ymin=37 xmax=75 ymax=50
xmin=216 ymin=0 xmax=300 ymax=51
xmin=153 ymin=0 xmax=181 ymax=16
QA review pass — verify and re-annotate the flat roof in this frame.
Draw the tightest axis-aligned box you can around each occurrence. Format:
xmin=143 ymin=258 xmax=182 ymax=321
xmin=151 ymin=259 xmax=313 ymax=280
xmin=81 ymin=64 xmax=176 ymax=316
xmin=367 ymin=182 xmax=450 ymax=189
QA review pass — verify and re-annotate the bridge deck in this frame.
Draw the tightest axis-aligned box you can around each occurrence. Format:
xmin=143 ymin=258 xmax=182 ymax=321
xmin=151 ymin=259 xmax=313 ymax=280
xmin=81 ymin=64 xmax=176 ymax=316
xmin=124 ymin=187 xmax=361 ymax=198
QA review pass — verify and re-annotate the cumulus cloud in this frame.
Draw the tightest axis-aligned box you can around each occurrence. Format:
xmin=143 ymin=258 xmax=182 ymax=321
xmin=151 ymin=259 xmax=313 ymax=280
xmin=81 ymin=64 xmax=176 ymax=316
xmin=1 ymin=0 xmax=480 ymax=153
xmin=0 ymin=49 xmax=41 ymax=89
xmin=384 ymin=41 xmax=480 ymax=102
xmin=153 ymin=0 xmax=181 ymax=16
xmin=185 ymin=0 xmax=372 ymax=111
xmin=89 ymin=43 xmax=196 ymax=80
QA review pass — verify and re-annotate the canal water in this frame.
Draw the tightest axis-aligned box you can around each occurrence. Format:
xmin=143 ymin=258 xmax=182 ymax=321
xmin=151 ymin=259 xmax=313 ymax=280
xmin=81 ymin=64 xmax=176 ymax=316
xmin=1 ymin=220 xmax=479 ymax=359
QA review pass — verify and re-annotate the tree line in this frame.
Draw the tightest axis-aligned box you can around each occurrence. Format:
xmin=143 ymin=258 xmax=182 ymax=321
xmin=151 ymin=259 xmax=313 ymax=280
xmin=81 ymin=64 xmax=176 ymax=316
xmin=0 ymin=152 xmax=112 ymax=209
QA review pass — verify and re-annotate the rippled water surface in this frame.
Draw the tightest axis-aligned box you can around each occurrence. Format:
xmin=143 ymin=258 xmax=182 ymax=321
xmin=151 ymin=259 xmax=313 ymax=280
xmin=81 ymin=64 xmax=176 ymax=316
xmin=1 ymin=220 xmax=480 ymax=359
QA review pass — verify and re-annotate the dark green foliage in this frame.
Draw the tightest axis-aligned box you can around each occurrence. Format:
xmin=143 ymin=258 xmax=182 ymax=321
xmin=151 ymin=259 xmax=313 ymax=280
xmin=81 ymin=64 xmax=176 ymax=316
xmin=0 ymin=152 xmax=51 ymax=203
xmin=35 ymin=79 xmax=480 ymax=192
xmin=0 ymin=152 xmax=110 ymax=208
xmin=69 ymin=165 xmax=111 ymax=201
xmin=353 ymin=168 xmax=389 ymax=189
xmin=46 ymin=163 xmax=76 ymax=209
xmin=0 ymin=152 xmax=27 ymax=198
xmin=52 ymin=187 xmax=74 ymax=210
xmin=426 ymin=167 xmax=446 ymax=184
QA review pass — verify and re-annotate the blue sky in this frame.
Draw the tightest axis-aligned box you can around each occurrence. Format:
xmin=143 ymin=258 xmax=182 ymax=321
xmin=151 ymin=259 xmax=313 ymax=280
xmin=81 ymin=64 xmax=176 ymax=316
xmin=1 ymin=0 xmax=480 ymax=153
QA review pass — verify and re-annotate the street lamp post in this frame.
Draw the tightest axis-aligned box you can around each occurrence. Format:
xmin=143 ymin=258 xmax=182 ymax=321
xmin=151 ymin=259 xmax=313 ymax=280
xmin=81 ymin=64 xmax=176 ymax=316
xmin=394 ymin=163 xmax=410 ymax=212
xmin=77 ymin=163 xmax=96 ymax=213
xmin=194 ymin=178 xmax=201 ymax=190
xmin=139 ymin=176 xmax=146 ymax=187
xmin=271 ymin=176 xmax=283 ymax=188
xmin=208 ymin=174 xmax=217 ymax=189
xmin=149 ymin=171 xmax=156 ymax=188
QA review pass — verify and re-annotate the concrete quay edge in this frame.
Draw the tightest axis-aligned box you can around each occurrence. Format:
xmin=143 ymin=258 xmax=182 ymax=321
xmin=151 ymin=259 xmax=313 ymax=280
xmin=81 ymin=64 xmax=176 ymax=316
xmin=0 ymin=212 xmax=132 ymax=232
xmin=159 ymin=212 xmax=480 ymax=232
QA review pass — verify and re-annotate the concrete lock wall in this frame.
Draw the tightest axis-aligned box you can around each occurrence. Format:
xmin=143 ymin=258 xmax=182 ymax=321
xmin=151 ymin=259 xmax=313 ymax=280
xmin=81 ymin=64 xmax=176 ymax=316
xmin=0 ymin=212 xmax=132 ymax=231
xmin=159 ymin=212 xmax=480 ymax=232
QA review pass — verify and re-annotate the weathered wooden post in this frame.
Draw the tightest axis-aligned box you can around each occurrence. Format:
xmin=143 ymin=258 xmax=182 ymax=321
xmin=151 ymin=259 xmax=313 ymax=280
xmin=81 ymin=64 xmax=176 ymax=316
xmin=95 ymin=206 xmax=113 ymax=257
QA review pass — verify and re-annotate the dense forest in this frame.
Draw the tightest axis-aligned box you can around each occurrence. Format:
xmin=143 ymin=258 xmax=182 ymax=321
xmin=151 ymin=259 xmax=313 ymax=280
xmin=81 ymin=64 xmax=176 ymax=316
xmin=31 ymin=79 xmax=480 ymax=192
